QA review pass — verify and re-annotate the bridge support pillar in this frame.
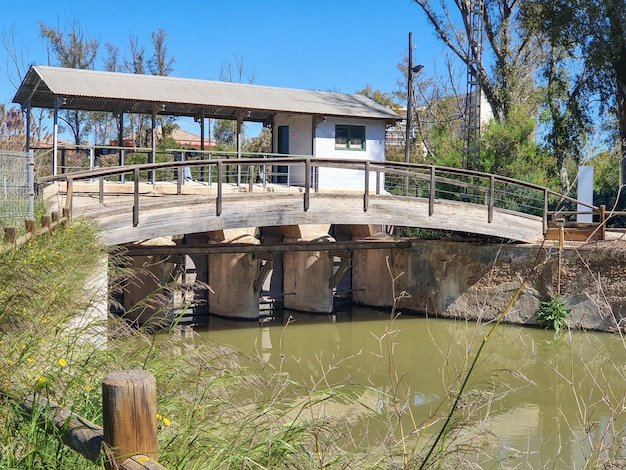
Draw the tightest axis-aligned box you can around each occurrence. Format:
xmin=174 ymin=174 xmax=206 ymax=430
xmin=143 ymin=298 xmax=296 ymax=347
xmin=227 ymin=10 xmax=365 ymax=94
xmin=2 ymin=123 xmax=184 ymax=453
xmin=345 ymin=225 xmax=397 ymax=307
xmin=207 ymin=228 xmax=261 ymax=319
xmin=282 ymin=225 xmax=335 ymax=313
xmin=123 ymin=237 xmax=182 ymax=327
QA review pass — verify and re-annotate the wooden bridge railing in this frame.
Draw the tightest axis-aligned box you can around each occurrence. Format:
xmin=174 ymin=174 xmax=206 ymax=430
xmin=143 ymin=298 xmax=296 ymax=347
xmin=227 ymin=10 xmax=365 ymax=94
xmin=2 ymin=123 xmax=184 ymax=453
xmin=37 ymin=157 xmax=617 ymax=239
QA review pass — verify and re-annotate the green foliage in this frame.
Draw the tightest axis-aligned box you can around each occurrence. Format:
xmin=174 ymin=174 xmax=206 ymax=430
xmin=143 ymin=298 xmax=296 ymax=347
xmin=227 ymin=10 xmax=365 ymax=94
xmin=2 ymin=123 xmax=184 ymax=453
xmin=481 ymin=107 xmax=550 ymax=181
xmin=589 ymin=149 xmax=622 ymax=213
xmin=427 ymin=123 xmax=463 ymax=168
xmin=212 ymin=119 xmax=237 ymax=146
xmin=536 ymin=294 xmax=571 ymax=333
xmin=244 ymin=127 xmax=272 ymax=154
xmin=356 ymin=84 xmax=402 ymax=113
xmin=0 ymin=221 xmax=104 ymax=327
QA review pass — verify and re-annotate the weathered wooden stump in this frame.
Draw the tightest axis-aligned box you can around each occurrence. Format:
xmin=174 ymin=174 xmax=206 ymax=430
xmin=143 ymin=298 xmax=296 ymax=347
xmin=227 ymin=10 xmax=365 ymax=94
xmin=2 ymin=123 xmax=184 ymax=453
xmin=102 ymin=370 xmax=158 ymax=469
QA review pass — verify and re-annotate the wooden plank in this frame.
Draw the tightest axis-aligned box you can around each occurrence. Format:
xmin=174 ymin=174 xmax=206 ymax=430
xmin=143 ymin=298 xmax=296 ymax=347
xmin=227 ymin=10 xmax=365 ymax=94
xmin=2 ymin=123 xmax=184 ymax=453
xmin=545 ymin=227 xmax=603 ymax=241
xmin=124 ymin=239 xmax=411 ymax=256
xmin=22 ymin=394 xmax=103 ymax=463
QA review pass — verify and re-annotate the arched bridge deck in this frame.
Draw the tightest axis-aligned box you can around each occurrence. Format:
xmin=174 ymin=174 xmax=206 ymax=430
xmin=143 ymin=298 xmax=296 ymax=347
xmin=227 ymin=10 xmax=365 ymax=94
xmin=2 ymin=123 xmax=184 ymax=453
xmin=38 ymin=158 xmax=606 ymax=245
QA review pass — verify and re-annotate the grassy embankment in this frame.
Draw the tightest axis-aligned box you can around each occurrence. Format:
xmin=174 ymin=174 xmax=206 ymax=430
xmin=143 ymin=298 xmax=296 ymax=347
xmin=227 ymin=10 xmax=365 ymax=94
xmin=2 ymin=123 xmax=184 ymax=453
xmin=1 ymin=217 xmax=625 ymax=469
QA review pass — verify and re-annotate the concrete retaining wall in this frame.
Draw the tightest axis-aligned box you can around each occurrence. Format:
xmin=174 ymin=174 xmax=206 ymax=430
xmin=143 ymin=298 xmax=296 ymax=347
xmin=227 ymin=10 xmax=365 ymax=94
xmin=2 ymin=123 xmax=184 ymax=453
xmin=353 ymin=240 xmax=626 ymax=332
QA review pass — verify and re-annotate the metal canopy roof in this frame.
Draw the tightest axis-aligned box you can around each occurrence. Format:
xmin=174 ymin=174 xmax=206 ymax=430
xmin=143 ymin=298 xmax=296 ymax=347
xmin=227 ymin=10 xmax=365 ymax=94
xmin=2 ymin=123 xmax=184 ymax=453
xmin=13 ymin=65 xmax=400 ymax=124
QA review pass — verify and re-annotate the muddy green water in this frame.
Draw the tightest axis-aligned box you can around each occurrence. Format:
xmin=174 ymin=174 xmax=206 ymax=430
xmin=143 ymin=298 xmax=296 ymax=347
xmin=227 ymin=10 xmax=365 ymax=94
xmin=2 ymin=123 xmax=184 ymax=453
xmin=193 ymin=307 xmax=625 ymax=468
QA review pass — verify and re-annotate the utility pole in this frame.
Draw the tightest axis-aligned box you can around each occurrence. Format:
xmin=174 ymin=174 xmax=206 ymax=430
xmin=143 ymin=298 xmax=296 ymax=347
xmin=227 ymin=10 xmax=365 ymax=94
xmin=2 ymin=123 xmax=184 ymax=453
xmin=404 ymin=32 xmax=424 ymax=195
xmin=404 ymin=32 xmax=424 ymax=166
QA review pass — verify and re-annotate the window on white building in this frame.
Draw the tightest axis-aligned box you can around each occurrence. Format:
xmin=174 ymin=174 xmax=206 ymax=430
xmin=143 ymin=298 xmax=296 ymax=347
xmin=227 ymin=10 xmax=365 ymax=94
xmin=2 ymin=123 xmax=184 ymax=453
xmin=335 ymin=125 xmax=365 ymax=150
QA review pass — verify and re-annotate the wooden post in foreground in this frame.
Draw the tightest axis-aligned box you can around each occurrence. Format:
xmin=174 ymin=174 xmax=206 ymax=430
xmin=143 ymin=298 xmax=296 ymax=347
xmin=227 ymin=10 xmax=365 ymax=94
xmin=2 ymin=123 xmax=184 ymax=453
xmin=4 ymin=226 xmax=16 ymax=244
xmin=102 ymin=370 xmax=158 ymax=469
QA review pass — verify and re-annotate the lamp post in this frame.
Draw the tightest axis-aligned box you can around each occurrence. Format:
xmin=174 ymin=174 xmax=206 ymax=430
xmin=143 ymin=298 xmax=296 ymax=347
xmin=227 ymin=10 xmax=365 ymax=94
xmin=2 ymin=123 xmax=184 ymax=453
xmin=404 ymin=32 xmax=424 ymax=195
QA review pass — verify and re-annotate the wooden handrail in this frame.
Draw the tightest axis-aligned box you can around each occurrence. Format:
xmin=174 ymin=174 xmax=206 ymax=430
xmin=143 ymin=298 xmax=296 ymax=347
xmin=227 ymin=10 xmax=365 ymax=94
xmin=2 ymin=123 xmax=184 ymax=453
xmin=36 ymin=158 xmax=614 ymax=240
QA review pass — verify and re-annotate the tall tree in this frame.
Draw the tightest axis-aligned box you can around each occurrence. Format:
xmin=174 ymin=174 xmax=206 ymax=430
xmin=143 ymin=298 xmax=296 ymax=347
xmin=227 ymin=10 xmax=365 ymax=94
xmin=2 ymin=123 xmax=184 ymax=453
xmin=1 ymin=25 xmax=48 ymax=147
xmin=148 ymin=29 xmax=177 ymax=139
xmin=39 ymin=19 xmax=99 ymax=145
xmin=213 ymin=55 xmax=255 ymax=147
xmin=148 ymin=29 xmax=175 ymax=77
xmin=524 ymin=0 xmax=626 ymax=185
xmin=413 ymin=0 xmax=541 ymax=122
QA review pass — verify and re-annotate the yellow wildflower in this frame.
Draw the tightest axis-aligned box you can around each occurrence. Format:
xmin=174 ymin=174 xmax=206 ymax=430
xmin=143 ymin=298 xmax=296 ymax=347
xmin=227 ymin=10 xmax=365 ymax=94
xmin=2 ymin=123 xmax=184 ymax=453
xmin=26 ymin=357 xmax=35 ymax=364
xmin=162 ymin=417 xmax=171 ymax=427
xmin=58 ymin=358 xmax=67 ymax=367
xmin=37 ymin=376 xmax=47 ymax=385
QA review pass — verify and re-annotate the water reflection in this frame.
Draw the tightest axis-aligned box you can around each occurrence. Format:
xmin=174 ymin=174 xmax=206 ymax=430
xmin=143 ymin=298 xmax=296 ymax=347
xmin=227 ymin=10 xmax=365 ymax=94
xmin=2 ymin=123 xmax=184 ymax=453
xmin=192 ymin=307 xmax=626 ymax=468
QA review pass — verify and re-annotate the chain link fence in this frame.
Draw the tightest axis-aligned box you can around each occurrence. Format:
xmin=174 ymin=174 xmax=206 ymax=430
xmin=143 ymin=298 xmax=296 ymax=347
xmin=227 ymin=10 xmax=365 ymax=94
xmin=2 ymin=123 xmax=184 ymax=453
xmin=0 ymin=150 xmax=33 ymax=226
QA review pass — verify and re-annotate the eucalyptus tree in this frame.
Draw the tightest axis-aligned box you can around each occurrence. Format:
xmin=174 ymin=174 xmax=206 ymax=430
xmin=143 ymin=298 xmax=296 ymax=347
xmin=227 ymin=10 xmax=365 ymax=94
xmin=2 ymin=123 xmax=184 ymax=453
xmin=1 ymin=26 xmax=47 ymax=146
xmin=524 ymin=0 xmax=626 ymax=185
xmin=39 ymin=20 xmax=99 ymax=145
xmin=213 ymin=55 xmax=255 ymax=147
xmin=412 ymin=0 xmax=542 ymax=123
xmin=411 ymin=0 xmax=549 ymax=181
xmin=148 ymin=29 xmax=177 ymax=139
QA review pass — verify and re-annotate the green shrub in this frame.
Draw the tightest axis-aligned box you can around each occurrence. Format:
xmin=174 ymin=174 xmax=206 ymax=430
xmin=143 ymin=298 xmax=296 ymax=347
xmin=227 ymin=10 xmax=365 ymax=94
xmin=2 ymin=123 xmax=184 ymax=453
xmin=536 ymin=294 xmax=570 ymax=333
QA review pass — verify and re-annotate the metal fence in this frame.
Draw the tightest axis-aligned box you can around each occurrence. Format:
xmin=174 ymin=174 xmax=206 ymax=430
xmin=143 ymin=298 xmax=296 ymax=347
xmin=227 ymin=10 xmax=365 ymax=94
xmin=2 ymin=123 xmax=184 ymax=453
xmin=0 ymin=150 xmax=33 ymax=226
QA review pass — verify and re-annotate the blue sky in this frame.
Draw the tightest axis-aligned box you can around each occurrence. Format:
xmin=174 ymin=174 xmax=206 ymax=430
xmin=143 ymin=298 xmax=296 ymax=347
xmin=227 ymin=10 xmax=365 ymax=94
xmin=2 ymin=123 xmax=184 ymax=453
xmin=0 ymin=0 xmax=446 ymax=136
xmin=0 ymin=0 xmax=442 ymax=99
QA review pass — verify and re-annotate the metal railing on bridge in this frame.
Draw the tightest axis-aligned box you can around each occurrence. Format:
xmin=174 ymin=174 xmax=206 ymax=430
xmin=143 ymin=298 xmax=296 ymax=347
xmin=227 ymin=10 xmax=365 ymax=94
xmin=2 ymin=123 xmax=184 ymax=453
xmin=36 ymin=151 xmax=620 ymax=240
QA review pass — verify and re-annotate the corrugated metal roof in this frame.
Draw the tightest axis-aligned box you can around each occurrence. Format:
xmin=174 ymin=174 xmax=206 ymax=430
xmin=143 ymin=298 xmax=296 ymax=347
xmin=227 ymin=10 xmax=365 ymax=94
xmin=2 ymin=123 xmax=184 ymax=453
xmin=13 ymin=66 xmax=400 ymax=123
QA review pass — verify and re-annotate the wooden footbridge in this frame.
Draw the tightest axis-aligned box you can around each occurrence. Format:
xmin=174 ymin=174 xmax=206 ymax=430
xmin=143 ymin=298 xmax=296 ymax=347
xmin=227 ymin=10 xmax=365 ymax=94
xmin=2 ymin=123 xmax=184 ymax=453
xmin=37 ymin=153 xmax=608 ymax=246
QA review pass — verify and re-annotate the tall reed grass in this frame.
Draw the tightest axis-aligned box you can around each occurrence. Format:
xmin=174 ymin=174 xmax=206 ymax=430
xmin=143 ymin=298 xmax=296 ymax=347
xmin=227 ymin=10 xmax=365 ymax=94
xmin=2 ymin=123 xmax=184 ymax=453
xmin=1 ymin=217 xmax=625 ymax=469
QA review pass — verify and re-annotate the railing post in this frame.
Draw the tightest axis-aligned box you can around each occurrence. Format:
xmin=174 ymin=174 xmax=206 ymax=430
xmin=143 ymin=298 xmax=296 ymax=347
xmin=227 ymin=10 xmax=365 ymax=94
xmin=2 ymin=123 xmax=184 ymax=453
xmin=488 ymin=175 xmax=495 ymax=223
xmin=25 ymin=218 xmax=36 ymax=237
xmin=217 ymin=161 xmax=223 ymax=216
xmin=133 ymin=168 xmax=140 ymax=227
xmin=600 ymin=204 xmax=606 ymax=240
xmin=364 ymin=161 xmax=370 ymax=212
xmin=248 ymin=164 xmax=254 ymax=193
xmin=176 ymin=162 xmax=183 ymax=196
xmin=99 ymin=176 xmax=105 ymax=204
xmin=65 ymin=178 xmax=74 ymax=215
xmin=376 ymin=168 xmax=381 ymax=195
xmin=304 ymin=159 xmax=310 ymax=212
xmin=102 ymin=370 xmax=158 ymax=470
xmin=208 ymin=152 xmax=213 ymax=185
xmin=62 ymin=207 xmax=70 ymax=227
xmin=120 ymin=149 xmax=126 ymax=184
xmin=42 ymin=214 xmax=52 ymax=237
xmin=543 ymin=189 xmax=548 ymax=234
xmin=429 ymin=166 xmax=435 ymax=216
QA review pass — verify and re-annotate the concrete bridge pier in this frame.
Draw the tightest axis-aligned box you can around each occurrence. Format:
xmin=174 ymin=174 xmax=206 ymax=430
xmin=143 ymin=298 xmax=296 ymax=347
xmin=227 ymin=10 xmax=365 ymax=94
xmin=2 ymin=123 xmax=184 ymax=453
xmin=340 ymin=225 xmax=397 ymax=308
xmin=207 ymin=228 xmax=263 ymax=319
xmin=122 ymin=237 xmax=182 ymax=327
xmin=281 ymin=225 xmax=336 ymax=313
